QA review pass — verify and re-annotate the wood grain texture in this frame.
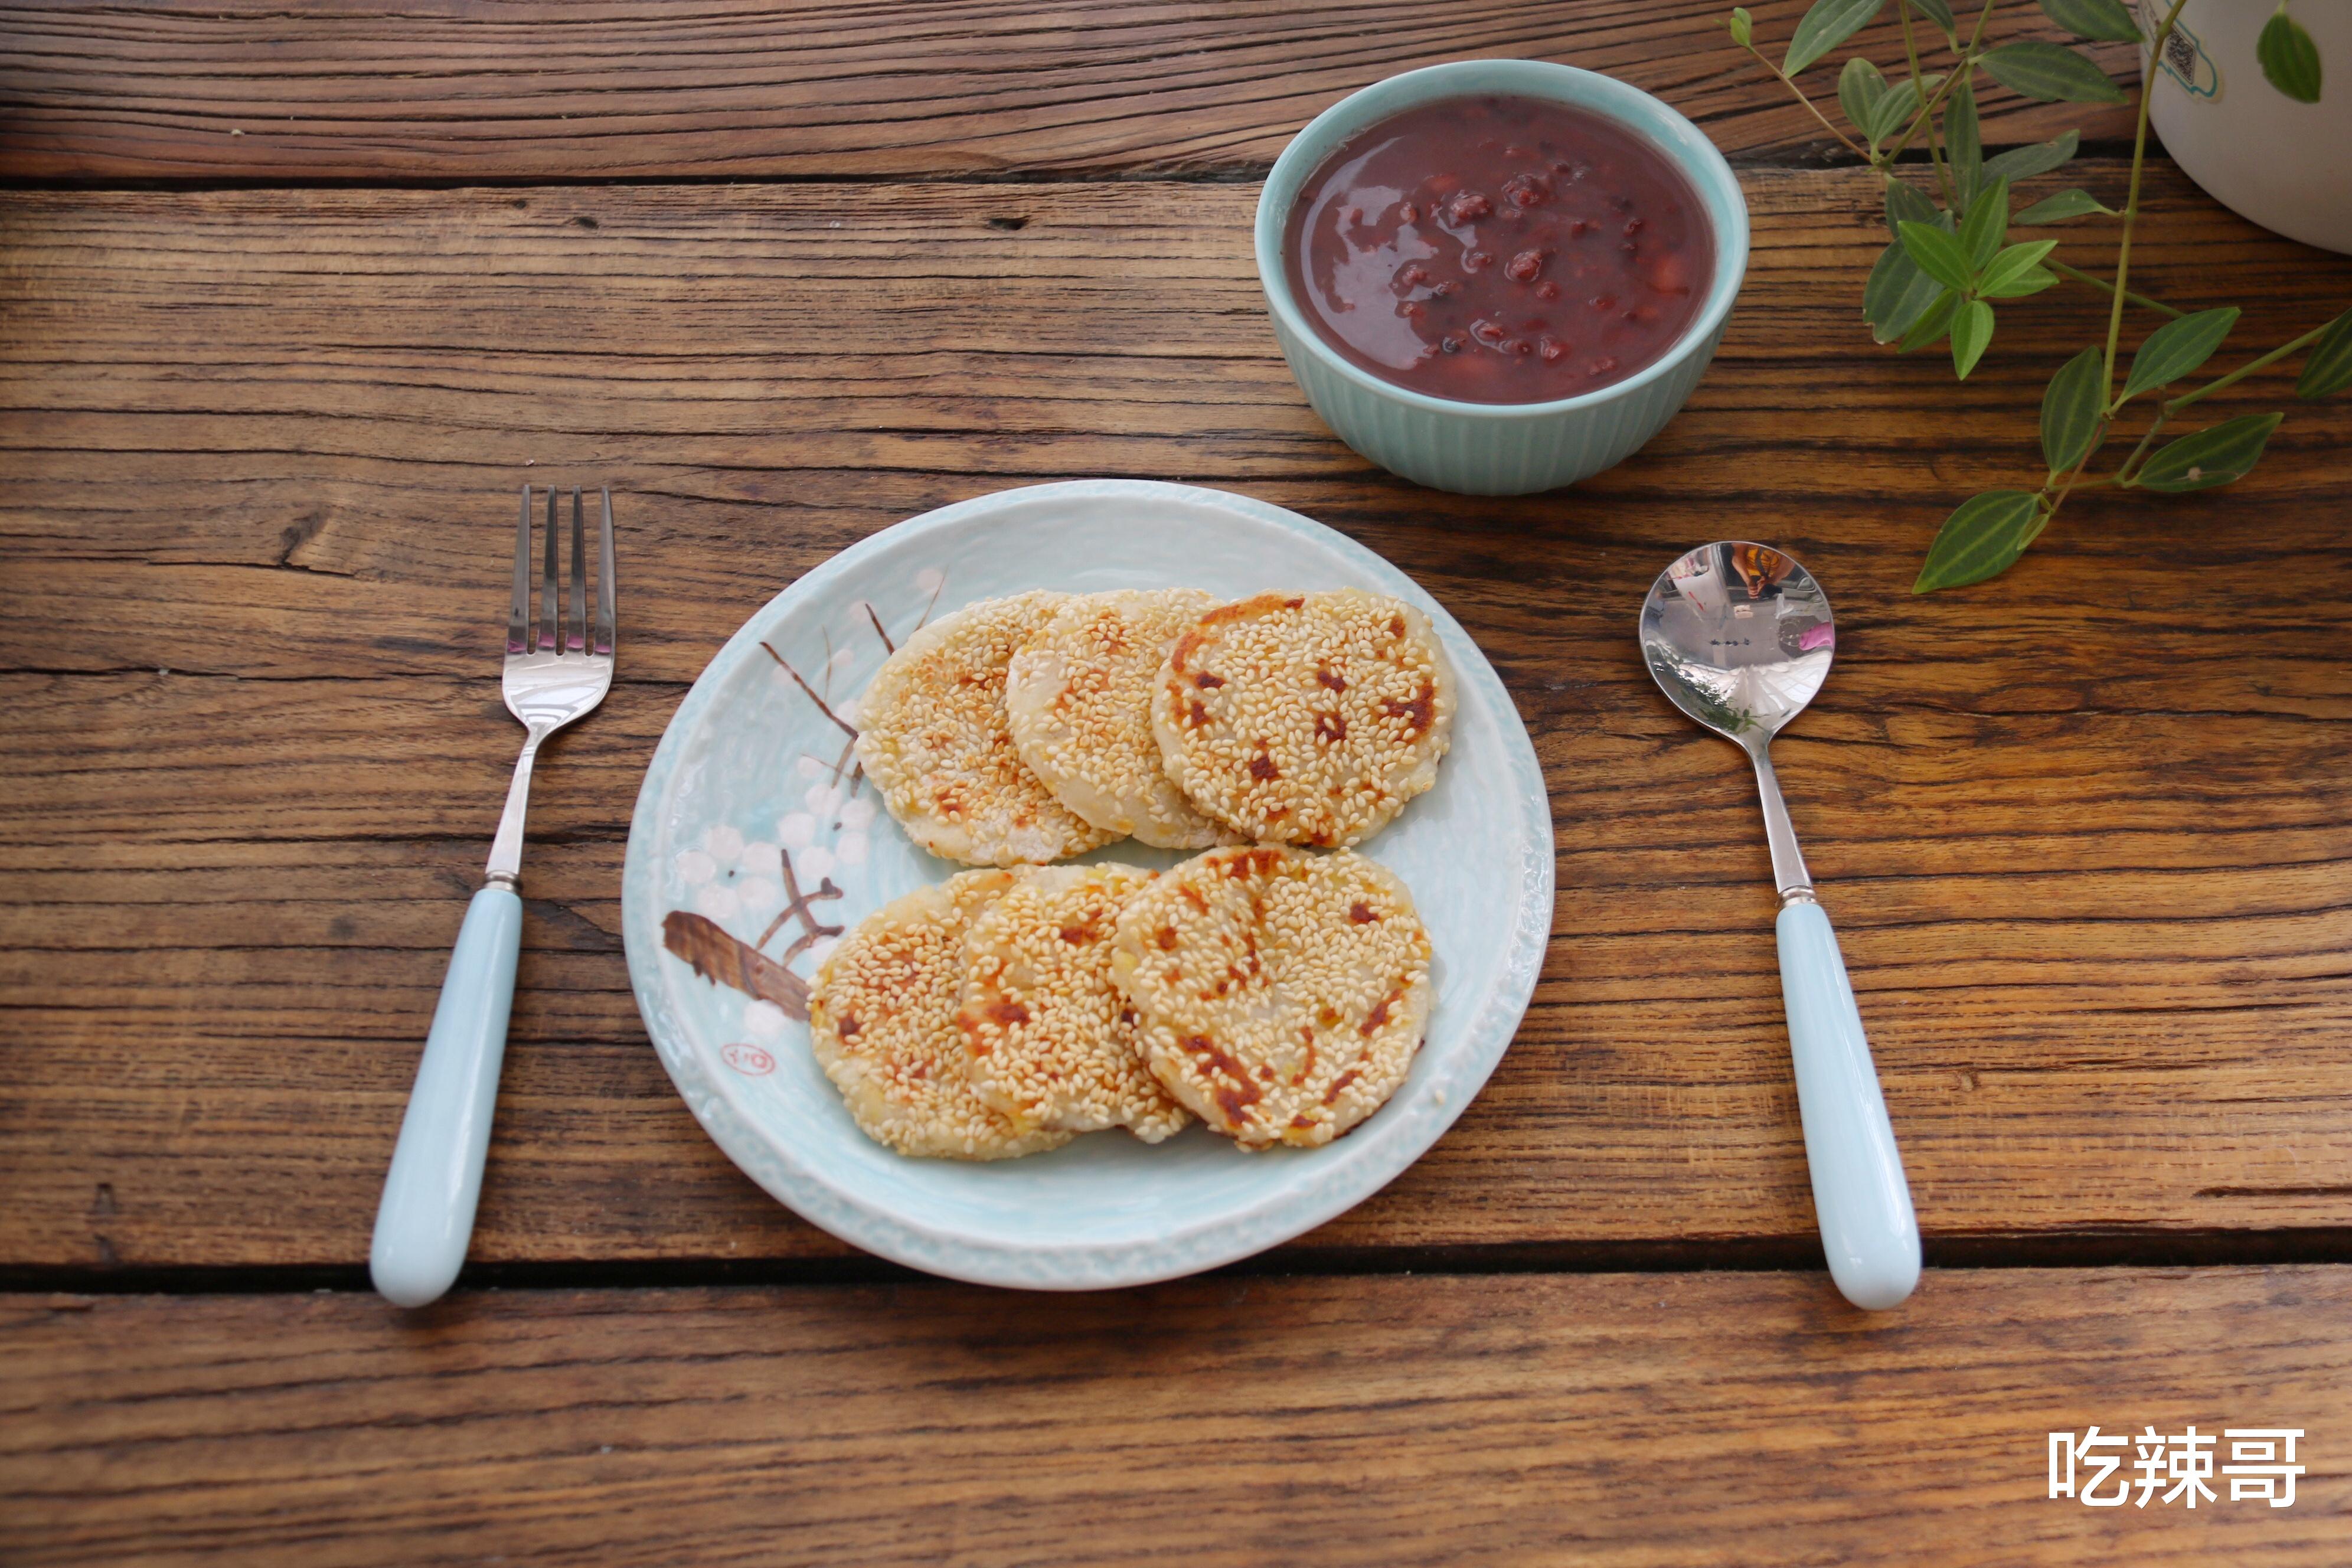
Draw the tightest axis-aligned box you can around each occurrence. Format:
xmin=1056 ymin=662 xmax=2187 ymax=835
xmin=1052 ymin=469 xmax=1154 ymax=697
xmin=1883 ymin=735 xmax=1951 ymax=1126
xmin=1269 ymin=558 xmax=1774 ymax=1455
xmin=4 ymin=1268 xmax=2348 ymax=1565
xmin=3 ymin=166 xmax=2350 ymax=1272
xmin=0 ymin=0 xmax=2138 ymax=182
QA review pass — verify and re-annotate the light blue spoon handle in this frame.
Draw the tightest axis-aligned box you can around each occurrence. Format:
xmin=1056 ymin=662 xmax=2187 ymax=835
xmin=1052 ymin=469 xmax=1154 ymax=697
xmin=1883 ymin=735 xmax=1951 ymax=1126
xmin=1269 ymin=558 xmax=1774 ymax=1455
xmin=1776 ymin=898 xmax=1920 ymax=1311
xmin=370 ymin=884 xmax=522 ymax=1308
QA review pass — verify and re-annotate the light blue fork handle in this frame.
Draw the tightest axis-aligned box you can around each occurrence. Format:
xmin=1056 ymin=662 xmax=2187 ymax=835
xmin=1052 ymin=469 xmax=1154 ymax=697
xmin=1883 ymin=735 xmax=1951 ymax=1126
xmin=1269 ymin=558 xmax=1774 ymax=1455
xmin=370 ymin=884 xmax=522 ymax=1308
xmin=1776 ymin=899 xmax=1921 ymax=1311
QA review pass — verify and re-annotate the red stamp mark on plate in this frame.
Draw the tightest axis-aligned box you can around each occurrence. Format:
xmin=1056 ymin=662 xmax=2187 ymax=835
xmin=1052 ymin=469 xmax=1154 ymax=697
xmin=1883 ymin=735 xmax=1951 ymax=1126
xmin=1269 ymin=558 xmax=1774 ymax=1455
xmin=721 ymin=1043 xmax=776 ymax=1076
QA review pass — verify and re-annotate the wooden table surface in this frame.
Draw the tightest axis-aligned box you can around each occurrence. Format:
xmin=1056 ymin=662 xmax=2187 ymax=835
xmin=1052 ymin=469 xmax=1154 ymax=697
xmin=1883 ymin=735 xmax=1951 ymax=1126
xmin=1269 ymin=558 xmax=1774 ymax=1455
xmin=2 ymin=2 xmax=2347 ymax=1561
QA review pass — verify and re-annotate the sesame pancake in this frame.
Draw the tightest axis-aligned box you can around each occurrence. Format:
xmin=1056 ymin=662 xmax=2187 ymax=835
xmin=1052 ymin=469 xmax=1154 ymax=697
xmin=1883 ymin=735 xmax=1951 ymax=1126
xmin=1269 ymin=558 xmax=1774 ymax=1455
xmin=1111 ymin=846 xmax=1433 ymax=1150
xmin=809 ymin=870 xmax=1075 ymax=1161
xmin=1005 ymin=589 xmax=1233 ymax=850
xmin=1153 ymin=589 xmax=1455 ymax=848
xmin=855 ymin=591 xmax=1120 ymax=866
xmin=959 ymin=864 xmax=1191 ymax=1143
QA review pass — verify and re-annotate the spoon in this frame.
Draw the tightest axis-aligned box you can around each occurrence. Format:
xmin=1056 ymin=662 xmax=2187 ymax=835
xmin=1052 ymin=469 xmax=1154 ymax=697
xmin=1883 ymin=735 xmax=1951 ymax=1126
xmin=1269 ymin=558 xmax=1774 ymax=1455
xmin=1639 ymin=541 xmax=1920 ymax=1311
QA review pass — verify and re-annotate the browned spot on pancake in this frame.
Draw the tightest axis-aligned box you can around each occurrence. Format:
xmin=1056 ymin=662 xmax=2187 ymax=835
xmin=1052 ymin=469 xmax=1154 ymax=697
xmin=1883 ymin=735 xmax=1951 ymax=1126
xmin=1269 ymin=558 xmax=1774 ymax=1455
xmin=1323 ymin=1067 xmax=1362 ymax=1104
xmin=1221 ymin=847 xmax=1287 ymax=880
xmin=1168 ymin=629 xmax=1207 ymax=674
xmin=1059 ymin=920 xmax=1100 ymax=945
xmin=1381 ymin=681 xmax=1437 ymax=738
xmin=1349 ymin=901 xmax=1378 ymax=924
xmin=1318 ymin=1007 xmax=1341 ymax=1028
xmin=1156 ymin=925 xmax=1180 ymax=950
xmin=837 ymin=1014 xmax=861 ymax=1038
xmin=1317 ymin=666 xmax=1347 ymax=692
xmin=1193 ymin=671 xmax=1224 ymax=689
xmin=1185 ymin=698 xmax=1213 ymax=729
xmin=984 ymin=999 xmax=1031 ymax=1027
xmin=1182 ymin=1033 xmax=1263 ymax=1125
xmin=1295 ymin=1027 xmax=1318 ymax=1085
xmin=1178 ymin=885 xmax=1209 ymax=914
xmin=1248 ymin=753 xmax=1279 ymax=780
xmin=1315 ymin=713 xmax=1347 ymax=744
xmin=1387 ymin=614 xmax=1406 ymax=637
xmin=1290 ymin=1113 xmax=1319 ymax=1130
xmin=1360 ymin=988 xmax=1403 ymax=1036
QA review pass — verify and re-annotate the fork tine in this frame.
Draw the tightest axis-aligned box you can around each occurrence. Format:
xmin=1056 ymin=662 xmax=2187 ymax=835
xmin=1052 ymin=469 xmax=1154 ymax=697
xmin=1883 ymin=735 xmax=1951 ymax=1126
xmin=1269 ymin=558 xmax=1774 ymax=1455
xmin=594 ymin=487 xmax=617 ymax=656
xmin=508 ymin=486 xmax=533 ymax=654
xmin=568 ymin=487 xmax=588 ymax=654
xmin=540 ymin=484 xmax=560 ymax=654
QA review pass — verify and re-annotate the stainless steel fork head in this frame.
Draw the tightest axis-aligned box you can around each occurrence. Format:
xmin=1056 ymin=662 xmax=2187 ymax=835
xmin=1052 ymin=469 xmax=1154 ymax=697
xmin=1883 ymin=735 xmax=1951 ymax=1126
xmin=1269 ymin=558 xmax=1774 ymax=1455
xmin=487 ymin=486 xmax=616 ymax=886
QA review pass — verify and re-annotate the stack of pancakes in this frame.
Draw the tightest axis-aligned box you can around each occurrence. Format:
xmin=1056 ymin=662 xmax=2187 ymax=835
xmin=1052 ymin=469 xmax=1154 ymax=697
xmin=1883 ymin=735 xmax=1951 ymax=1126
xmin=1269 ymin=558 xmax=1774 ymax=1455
xmin=811 ymin=587 xmax=1453 ymax=1158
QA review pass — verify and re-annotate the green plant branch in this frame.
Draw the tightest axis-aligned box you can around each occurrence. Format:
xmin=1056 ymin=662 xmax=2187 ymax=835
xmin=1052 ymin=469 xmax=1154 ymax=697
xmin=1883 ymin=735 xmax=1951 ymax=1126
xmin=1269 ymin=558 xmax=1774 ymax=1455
xmin=2164 ymin=318 xmax=2335 ymax=413
xmin=1893 ymin=2 xmax=1958 ymax=206
xmin=2104 ymin=0 xmax=2193 ymax=400
xmin=1737 ymin=38 xmax=1870 ymax=158
xmin=2048 ymin=260 xmax=2184 ymax=319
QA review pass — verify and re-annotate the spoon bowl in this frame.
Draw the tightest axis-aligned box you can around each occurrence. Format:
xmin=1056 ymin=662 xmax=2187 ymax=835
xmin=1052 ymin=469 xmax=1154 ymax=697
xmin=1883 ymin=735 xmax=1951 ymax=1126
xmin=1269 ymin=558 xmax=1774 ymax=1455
xmin=1641 ymin=541 xmax=1835 ymax=747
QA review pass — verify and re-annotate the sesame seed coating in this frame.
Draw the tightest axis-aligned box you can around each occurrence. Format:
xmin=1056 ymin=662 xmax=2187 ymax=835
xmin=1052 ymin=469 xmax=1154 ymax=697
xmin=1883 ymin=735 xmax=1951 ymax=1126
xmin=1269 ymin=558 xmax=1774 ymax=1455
xmin=1006 ymin=589 xmax=1236 ymax=850
xmin=809 ymin=870 xmax=1076 ymax=1161
xmin=1110 ymin=846 xmax=1433 ymax=1150
xmin=1152 ymin=589 xmax=1455 ymax=848
xmin=855 ymin=592 xmax=1121 ymax=866
xmin=959 ymin=863 xmax=1191 ymax=1143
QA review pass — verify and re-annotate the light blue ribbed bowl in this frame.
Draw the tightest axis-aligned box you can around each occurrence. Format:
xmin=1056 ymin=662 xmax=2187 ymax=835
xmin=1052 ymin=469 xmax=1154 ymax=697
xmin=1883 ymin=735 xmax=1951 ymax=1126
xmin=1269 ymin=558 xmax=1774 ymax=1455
xmin=1256 ymin=59 xmax=1749 ymax=496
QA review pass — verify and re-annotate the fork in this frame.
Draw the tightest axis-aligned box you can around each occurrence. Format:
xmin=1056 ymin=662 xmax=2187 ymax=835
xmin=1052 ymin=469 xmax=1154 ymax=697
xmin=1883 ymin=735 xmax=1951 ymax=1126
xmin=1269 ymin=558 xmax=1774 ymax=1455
xmin=371 ymin=485 xmax=616 ymax=1308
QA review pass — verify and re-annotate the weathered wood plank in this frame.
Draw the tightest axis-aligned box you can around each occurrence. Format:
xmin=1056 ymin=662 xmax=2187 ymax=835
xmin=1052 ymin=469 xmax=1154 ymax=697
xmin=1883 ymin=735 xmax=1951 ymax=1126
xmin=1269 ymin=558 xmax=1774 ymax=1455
xmin=0 ymin=0 xmax=2139 ymax=182
xmin=4 ymin=1269 xmax=2347 ymax=1566
xmin=3 ymin=169 xmax=2350 ymax=1270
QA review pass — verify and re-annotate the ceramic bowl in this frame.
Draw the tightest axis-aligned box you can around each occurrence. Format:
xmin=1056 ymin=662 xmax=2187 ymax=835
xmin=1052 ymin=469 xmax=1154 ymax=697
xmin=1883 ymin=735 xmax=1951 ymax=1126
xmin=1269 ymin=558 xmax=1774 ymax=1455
xmin=1255 ymin=58 xmax=1749 ymax=495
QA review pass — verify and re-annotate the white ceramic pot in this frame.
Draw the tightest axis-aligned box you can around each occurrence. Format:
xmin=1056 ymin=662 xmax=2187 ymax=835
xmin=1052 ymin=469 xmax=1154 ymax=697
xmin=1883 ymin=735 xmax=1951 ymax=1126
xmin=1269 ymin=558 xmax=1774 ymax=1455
xmin=2141 ymin=0 xmax=2352 ymax=254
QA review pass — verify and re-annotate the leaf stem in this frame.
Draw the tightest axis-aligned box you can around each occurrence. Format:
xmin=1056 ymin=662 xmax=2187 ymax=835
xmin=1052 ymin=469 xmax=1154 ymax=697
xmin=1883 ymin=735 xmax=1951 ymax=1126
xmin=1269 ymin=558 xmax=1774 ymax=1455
xmin=2163 ymin=319 xmax=2334 ymax=413
xmin=1739 ymin=40 xmax=1869 ymax=158
xmin=2109 ymin=409 xmax=2169 ymax=488
xmin=1892 ymin=3 xmax=1958 ymax=205
xmin=2105 ymin=1 xmax=2192 ymax=401
xmin=2048 ymin=259 xmax=2184 ymax=319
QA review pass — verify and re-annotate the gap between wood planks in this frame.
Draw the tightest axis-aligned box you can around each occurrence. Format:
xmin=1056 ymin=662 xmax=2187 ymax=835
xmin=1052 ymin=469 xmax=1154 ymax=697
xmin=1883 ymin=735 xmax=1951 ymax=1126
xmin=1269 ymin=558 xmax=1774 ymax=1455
xmin=0 ymin=142 xmax=2161 ymax=196
xmin=8 ymin=1226 xmax=2352 ymax=1297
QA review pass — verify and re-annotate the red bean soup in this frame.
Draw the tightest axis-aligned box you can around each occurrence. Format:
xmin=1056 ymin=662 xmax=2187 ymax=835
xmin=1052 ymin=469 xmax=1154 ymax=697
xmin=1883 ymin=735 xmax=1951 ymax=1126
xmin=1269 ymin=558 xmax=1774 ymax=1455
xmin=1283 ymin=94 xmax=1715 ymax=404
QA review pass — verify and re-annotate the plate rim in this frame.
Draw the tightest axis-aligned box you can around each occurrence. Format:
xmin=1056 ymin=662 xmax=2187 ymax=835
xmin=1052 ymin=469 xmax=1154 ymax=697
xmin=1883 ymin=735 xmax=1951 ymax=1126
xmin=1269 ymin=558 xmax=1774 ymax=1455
xmin=620 ymin=479 xmax=1554 ymax=1289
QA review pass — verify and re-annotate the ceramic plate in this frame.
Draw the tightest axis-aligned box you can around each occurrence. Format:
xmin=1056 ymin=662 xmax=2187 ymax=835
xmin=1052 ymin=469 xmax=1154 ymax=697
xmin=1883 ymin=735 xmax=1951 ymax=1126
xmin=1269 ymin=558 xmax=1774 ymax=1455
xmin=621 ymin=480 xmax=1552 ymax=1288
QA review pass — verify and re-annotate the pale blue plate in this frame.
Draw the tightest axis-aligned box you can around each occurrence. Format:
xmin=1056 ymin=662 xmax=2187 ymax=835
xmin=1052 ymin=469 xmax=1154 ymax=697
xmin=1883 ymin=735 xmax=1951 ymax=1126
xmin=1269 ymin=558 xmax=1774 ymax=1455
xmin=620 ymin=480 xmax=1553 ymax=1288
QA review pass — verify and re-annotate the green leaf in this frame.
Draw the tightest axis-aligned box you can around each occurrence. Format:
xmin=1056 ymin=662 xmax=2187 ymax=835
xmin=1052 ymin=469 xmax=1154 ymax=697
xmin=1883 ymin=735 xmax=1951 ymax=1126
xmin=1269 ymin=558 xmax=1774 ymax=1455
xmin=2040 ymin=347 xmax=2106 ymax=472
xmin=1951 ymin=298 xmax=1995 ymax=378
xmin=1839 ymin=56 xmax=1890 ymax=132
xmin=2121 ymin=306 xmax=2240 ymax=400
xmin=2134 ymin=413 xmax=2284 ymax=491
xmin=1883 ymin=177 xmax=1941 ymax=234
xmin=1982 ymin=40 xmax=2129 ymax=103
xmin=2258 ymin=7 xmax=2322 ymax=102
xmin=1905 ymin=0 xmax=1956 ymax=34
xmin=2295 ymin=307 xmax=2352 ymax=398
xmin=2014 ymin=188 xmax=2116 ymax=224
xmin=1944 ymin=78 xmax=1982 ymax=208
xmin=2039 ymin=0 xmax=2142 ymax=43
xmin=1958 ymin=175 xmax=2009 ymax=269
xmin=1785 ymin=0 xmax=1886 ymax=75
xmin=1897 ymin=289 xmax=1961 ymax=352
xmin=1865 ymin=72 xmax=1944 ymax=143
xmin=1981 ymin=265 xmax=2059 ymax=299
xmin=1977 ymin=238 xmax=2057 ymax=295
xmin=1897 ymin=219 xmax=1977 ymax=293
xmin=1914 ymin=489 xmax=2046 ymax=592
xmin=1864 ymin=240 xmax=1951 ymax=341
xmin=1982 ymin=128 xmax=2080 ymax=185
xmin=1730 ymin=6 xmax=1753 ymax=47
